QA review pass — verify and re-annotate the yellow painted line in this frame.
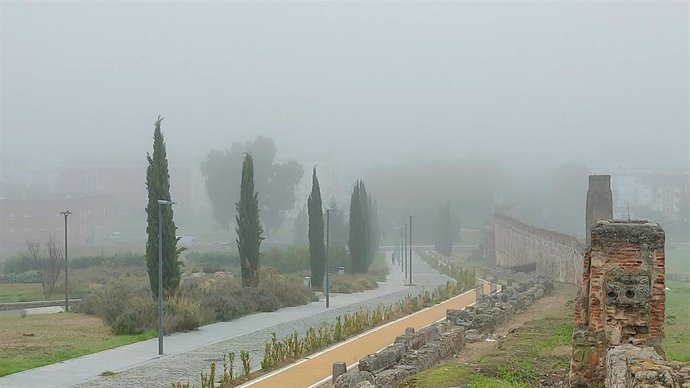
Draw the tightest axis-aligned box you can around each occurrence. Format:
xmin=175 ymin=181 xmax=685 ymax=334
xmin=242 ymin=280 xmax=490 ymax=388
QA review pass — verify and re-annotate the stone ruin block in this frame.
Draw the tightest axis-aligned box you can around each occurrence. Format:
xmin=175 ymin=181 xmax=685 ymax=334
xmin=606 ymin=345 xmax=690 ymax=387
xmin=373 ymin=365 xmax=417 ymax=388
xmin=569 ymin=220 xmax=665 ymax=387
xmin=334 ymin=370 xmax=374 ymax=388
xmin=358 ymin=343 xmax=404 ymax=373
xmin=393 ymin=323 xmax=441 ymax=352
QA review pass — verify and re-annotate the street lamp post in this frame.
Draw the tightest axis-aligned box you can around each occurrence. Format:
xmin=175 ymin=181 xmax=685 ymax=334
xmin=60 ymin=210 xmax=71 ymax=312
xmin=325 ymin=209 xmax=331 ymax=308
xmin=157 ymin=199 xmax=176 ymax=356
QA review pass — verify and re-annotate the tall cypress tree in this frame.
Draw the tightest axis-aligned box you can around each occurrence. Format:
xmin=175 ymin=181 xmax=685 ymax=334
xmin=145 ymin=116 xmax=181 ymax=298
xmin=307 ymin=167 xmax=325 ymax=289
xmin=236 ymin=153 xmax=264 ymax=288
xmin=348 ymin=180 xmax=370 ymax=273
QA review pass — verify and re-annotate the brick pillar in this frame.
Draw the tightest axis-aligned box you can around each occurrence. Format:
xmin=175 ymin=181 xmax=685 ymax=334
xmin=569 ymin=220 xmax=665 ymax=387
xmin=585 ymin=175 xmax=613 ymax=246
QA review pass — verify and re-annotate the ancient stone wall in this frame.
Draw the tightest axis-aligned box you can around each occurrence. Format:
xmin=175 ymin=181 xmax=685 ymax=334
xmin=333 ymin=273 xmax=551 ymax=388
xmin=570 ymin=220 xmax=666 ymax=387
xmin=493 ymin=213 xmax=585 ymax=284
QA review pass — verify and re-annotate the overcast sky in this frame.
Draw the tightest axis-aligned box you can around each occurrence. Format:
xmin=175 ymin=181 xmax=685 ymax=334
xmin=1 ymin=1 xmax=688 ymax=173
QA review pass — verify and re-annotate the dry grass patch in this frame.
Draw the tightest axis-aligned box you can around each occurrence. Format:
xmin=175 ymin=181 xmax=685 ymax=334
xmin=0 ymin=312 xmax=155 ymax=376
xmin=0 ymin=283 xmax=60 ymax=303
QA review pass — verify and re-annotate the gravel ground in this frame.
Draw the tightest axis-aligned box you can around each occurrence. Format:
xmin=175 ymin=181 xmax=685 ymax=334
xmin=75 ymin=256 xmax=453 ymax=388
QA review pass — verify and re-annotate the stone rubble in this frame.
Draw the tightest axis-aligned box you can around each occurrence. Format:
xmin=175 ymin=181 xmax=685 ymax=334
xmin=334 ymin=271 xmax=552 ymax=388
xmin=605 ymin=345 xmax=690 ymax=388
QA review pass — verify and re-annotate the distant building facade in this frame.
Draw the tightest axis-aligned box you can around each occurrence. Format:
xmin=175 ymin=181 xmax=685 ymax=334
xmin=591 ymin=168 xmax=689 ymax=220
xmin=0 ymin=195 xmax=113 ymax=254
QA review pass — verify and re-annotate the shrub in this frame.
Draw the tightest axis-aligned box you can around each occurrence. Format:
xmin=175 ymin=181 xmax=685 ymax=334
xmin=239 ymin=287 xmax=280 ymax=312
xmin=79 ymin=285 xmax=132 ymax=324
xmin=69 ymin=255 xmax=107 ymax=269
xmin=79 ymin=283 xmax=156 ymax=334
xmin=259 ymin=272 xmax=314 ymax=307
xmin=186 ymin=251 xmax=238 ymax=272
xmin=203 ymin=294 xmax=241 ymax=321
xmin=329 ymin=273 xmax=379 ymax=294
xmin=0 ymin=270 xmax=42 ymax=284
xmin=111 ymin=311 xmax=144 ymax=335
xmin=110 ymin=252 xmax=146 ymax=267
xmin=2 ymin=255 xmax=32 ymax=274
xmin=261 ymin=246 xmax=310 ymax=273
xmin=164 ymin=295 xmax=200 ymax=333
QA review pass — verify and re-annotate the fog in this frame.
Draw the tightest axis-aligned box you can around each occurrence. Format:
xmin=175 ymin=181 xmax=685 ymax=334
xmin=1 ymin=1 xmax=689 ymax=252
xmin=2 ymin=1 xmax=687 ymax=171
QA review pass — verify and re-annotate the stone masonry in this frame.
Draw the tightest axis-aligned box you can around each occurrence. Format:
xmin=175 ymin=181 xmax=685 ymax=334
xmin=334 ymin=272 xmax=551 ymax=388
xmin=493 ymin=213 xmax=585 ymax=284
xmin=605 ymin=345 xmax=690 ymax=387
xmin=570 ymin=220 xmax=665 ymax=387
xmin=586 ymin=175 xmax=613 ymax=246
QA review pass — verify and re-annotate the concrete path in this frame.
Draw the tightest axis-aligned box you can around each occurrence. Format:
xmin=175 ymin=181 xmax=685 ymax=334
xmin=0 ymin=252 xmax=453 ymax=388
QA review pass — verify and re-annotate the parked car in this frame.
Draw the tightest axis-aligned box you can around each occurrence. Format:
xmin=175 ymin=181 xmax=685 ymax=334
xmin=177 ymin=235 xmax=201 ymax=247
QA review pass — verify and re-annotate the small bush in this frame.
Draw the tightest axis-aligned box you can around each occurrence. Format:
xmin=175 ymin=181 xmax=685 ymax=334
xmin=0 ymin=270 xmax=42 ymax=284
xmin=187 ymin=252 xmax=238 ymax=271
xmin=329 ymin=273 xmax=379 ymax=294
xmin=79 ymin=285 xmax=132 ymax=324
xmin=164 ymin=295 xmax=200 ymax=333
xmin=240 ymin=287 xmax=280 ymax=312
xmin=111 ymin=311 xmax=144 ymax=335
xmin=259 ymin=272 xmax=314 ymax=307
xmin=69 ymin=255 xmax=107 ymax=269
xmin=2 ymin=255 xmax=32 ymax=274
xmin=204 ymin=294 xmax=241 ymax=321
xmin=110 ymin=252 xmax=146 ymax=268
xmin=261 ymin=246 xmax=310 ymax=273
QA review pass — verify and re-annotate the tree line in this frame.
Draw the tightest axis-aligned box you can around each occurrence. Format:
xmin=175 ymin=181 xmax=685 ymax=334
xmin=145 ymin=118 xmax=381 ymax=298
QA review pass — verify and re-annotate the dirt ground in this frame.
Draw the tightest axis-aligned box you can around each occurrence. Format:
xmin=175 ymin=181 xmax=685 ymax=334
xmin=456 ymin=282 xmax=576 ymax=364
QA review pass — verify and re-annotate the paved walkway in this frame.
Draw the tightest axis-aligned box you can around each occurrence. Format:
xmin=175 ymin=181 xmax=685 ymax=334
xmin=0 ymin=252 xmax=453 ymax=388
xmin=242 ymin=282 xmax=489 ymax=388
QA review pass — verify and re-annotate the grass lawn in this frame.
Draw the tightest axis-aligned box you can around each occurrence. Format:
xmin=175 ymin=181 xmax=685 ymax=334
xmin=0 ymin=313 xmax=156 ymax=377
xmin=666 ymin=248 xmax=690 ymax=276
xmin=0 ymin=283 xmax=62 ymax=303
xmin=664 ymin=280 xmax=690 ymax=361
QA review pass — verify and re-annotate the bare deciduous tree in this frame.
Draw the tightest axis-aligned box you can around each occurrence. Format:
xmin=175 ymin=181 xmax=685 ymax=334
xmin=26 ymin=236 xmax=63 ymax=299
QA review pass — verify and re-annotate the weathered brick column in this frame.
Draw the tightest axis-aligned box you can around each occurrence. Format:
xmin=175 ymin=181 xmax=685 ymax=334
xmin=569 ymin=220 xmax=665 ymax=387
xmin=585 ymin=175 xmax=613 ymax=246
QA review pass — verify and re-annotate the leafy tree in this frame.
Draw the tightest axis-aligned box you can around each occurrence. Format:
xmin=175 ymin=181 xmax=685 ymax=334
xmin=293 ymin=205 xmax=308 ymax=246
xmin=145 ymin=116 xmax=181 ymax=298
xmin=236 ymin=153 xmax=264 ymax=288
xmin=201 ymin=136 xmax=304 ymax=231
xmin=307 ymin=167 xmax=325 ymax=289
xmin=435 ymin=202 xmax=453 ymax=256
xmin=348 ymin=180 xmax=370 ymax=274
